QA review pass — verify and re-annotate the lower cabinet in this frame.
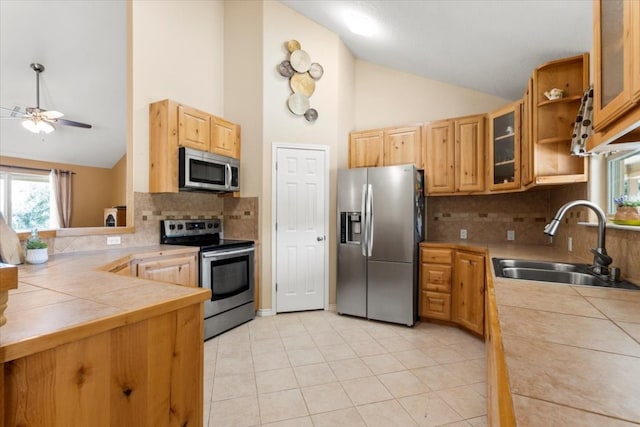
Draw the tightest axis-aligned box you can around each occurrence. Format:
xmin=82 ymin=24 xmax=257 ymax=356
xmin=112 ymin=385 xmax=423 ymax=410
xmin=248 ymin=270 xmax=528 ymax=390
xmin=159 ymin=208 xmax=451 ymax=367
xmin=419 ymin=243 xmax=485 ymax=336
xmin=133 ymin=253 xmax=198 ymax=287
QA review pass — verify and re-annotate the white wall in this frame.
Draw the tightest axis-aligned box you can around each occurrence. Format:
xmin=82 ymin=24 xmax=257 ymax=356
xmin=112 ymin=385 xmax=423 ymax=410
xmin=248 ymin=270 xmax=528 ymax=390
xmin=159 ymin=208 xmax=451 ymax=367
xmin=131 ymin=0 xmax=225 ymax=192
xmin=355 ymin=60 xmax=511 ymax=130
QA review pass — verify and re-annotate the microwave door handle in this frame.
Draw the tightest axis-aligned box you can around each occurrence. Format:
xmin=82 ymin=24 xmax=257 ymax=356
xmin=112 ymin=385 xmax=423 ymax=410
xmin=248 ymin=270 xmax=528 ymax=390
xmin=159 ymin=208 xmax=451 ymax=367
xmin=225 ymin=164 xmax=232 ymax=189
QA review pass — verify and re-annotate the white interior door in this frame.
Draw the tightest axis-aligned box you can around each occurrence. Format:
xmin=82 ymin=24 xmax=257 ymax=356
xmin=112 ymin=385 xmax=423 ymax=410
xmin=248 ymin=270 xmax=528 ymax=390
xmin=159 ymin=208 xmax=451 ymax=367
xmin=275 ymin=145 xmax=327 ymax=312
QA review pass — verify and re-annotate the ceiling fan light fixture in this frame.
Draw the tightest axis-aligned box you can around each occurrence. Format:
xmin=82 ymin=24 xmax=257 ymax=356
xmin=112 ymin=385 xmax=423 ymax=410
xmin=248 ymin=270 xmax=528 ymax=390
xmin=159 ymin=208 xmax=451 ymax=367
xmin=345 ymin=12 xmax=376 ymax=37
xmin=22 ymin=118 xmax=54 ymax=134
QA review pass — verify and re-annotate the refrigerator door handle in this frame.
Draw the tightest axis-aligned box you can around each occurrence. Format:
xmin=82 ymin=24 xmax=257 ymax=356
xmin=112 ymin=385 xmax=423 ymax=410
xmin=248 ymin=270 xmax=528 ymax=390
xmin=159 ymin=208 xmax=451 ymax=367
xmin=367 ymin=184 xmax=374 ymax=256
xmin=361 ymin=184 xmax=367 ymax=256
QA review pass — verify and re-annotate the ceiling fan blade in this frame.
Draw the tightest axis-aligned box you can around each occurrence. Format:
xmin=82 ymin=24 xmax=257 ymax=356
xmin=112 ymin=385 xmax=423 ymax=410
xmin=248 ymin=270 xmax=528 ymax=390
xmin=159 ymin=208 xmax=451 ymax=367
xmin=0 ymin=106 xmax=29 ymax=118
xmin=54 ymin=118 xmax=92 ymax=129
xmin=41 ymin=110 xmax=64 ymax=119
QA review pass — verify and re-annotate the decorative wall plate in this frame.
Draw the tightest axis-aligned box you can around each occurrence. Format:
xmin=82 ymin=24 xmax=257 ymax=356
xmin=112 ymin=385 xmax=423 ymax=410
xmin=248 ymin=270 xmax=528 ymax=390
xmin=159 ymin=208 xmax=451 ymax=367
xmin=304 ymin=108 xmax=318 ymax=122
xmin=287 ymin=93 xmax=310 ymax=115
xmin=286 ymin=39 xmax=301 ymax=53
xmin=290 ymin=50 xmax=311 ymax=73
xmin=289 ymin=72 xmax=315 ymax=96
xmin=309 ymin=63 xmax=324 ymax=80
xmin=278 ymin=60 xmax=295 ymax=78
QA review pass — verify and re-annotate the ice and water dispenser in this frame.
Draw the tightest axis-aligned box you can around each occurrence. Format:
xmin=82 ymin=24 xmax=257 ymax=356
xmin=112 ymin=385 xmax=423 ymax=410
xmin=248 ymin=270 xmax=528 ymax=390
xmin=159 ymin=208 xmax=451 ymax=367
xmin=339 ymin=212 xmax=362 ymax=244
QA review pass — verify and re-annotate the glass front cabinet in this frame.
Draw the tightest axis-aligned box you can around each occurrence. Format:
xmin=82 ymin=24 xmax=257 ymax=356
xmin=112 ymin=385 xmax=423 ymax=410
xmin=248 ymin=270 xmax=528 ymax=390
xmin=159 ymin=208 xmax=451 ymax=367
xmin=488 ymin=102 xmax=521 ymax=191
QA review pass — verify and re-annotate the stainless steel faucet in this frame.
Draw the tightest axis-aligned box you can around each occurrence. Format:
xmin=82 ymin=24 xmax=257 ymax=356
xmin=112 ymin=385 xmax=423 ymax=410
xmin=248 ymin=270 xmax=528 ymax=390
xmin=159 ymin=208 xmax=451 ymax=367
xmin=544 ymin=200 xmax=613 ymax=276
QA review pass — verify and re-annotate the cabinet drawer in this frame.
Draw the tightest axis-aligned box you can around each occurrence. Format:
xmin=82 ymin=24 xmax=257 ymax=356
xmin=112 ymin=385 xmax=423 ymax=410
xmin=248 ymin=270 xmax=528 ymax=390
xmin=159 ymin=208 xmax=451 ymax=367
xmin=420 ymin=291 xmax=451 ymax=321
xmin=420 ymin=247 xmax=452 ymax=264
xmin=421 ymin=264 xmax=452 ymax=293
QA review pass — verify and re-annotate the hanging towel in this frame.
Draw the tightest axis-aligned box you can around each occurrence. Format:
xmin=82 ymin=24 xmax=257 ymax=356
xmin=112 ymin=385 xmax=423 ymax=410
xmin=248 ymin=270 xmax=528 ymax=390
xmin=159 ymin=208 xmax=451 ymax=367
xmin=570 ymin=85 xmax=594 ymax=156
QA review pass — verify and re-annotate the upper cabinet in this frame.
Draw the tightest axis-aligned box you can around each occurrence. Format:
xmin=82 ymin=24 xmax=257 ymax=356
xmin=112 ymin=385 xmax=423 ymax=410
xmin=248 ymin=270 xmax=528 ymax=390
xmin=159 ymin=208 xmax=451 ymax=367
xmin=529 ymin=54 xmax=589 ymax=186
xmin=348 ymin=126 xmax=422 ymax=169
xmin=384 ymin=126 xmax=423 ymax=169
xmin=425 ymin=115 xmax=485 ymax=195
xmin=149 ymin=99 xmax=241 ymax=193
xmin=589 ymin=0 xmax=640 ymax=151
xmin=349 ymin=129 xmax=384 ymax=168
xmin=488 ymin=102 xmax=521 ymax=191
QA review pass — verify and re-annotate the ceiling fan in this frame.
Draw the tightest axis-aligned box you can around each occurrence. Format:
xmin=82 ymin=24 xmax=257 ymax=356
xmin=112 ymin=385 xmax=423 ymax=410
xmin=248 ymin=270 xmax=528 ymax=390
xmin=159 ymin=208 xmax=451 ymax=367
xmin=0 ymin=63 xmax=92 ymax=134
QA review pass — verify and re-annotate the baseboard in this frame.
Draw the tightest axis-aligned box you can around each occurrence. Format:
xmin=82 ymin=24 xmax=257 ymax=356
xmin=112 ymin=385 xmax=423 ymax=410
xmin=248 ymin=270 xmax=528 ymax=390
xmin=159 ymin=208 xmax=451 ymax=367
xmin=256 ymin=308 xmax=275 ymax=317
xmin=326 ymin=304 xmax=337 ymax=312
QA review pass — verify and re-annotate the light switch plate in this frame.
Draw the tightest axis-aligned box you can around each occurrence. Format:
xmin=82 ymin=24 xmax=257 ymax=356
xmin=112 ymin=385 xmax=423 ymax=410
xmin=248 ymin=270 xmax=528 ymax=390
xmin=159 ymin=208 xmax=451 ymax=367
xmin=460 ymin=229 xmax=467 ymax=240
xmin=507 ymin=230 xmax=515 ymax=241
xmin=107 ymin=236 xmax=121 ymax=245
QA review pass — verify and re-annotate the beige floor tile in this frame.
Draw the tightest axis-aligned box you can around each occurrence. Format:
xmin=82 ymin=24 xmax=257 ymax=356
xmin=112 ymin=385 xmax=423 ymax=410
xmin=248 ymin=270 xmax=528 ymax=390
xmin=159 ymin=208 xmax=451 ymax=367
xmin=255 ymin=367 xmax=298 ymax=394
xmin=349 ymin=339 xmax=388 ymax=357
xmin=262 ymin=416 xmax=313 ymax=427
xmin=318 ymin=343 xmax=358 ymax=361
xmin=250 ymin=337 xmax=285 ymax=356
xmin=437 ymin=384 xmax=487 ymax=419
xmin=209 ymin=395 xmax=260 ymax=427
xmin=361 ymin=353 xmax=406 ymax=375
xmin=421 ymin=345 xmax=468 ymax=364
xmin=281 ymin=333 xmax=316 ymax=351
xmin=363 ymin=323 xmax=403 ymax=339
xmin=444 ymin=359 xmax=487 ymax=385
xmin=311 ymin=407 xmax=366 ymax=427
xmin=377 ymin=370 xmax=431 ymax=398
xmin=294 ymin=362 xmax=337 ymax=387
xmin=329 ymin=358 xmax=373 ymax=381
xmin=287 ymin=347 xmax=325 ymax=367
xmin=411 ymin=365 xmax=467 ymax=391
xmin=253 ymin=350 xmax=290 ymax=372
xmin=467 ymin=415 xmax=487 ymax=426
xmin=341 ymin=376 xmax=393 ymax=406
xmin=398 ymin=392 xmax=464 ymax=427
xmin=258 ymin=389 xmax=309 ymax=424
xmin=215 ymin=353 xmax=254 ymax=377
xmin=300 ymin=382 xmax=352 ymax=414
xmin=357 ymin=399 xmax=418 ymax=427
xmin=377 ymin=335 xmax=416 ymax=352
xmin=276 ymin=322 xmax=308 ymax=337
xmin=338 ymin=327 xmax=373 ymax=343
xmin=311 ymin=330 xmax=347 ymax=346
xmin=217 ymin=339 xmax=251 ymax=356
xmin=392 ymin=349 xmax=439 ymax=369
xmin=212 ymin=372 xmax=256 ymax=401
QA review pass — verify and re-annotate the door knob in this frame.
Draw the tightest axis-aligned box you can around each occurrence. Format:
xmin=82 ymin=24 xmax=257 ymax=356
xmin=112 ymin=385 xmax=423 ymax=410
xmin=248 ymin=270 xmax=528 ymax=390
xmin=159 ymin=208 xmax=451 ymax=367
xmin=317 ymin=236 xmax=325 ymax=241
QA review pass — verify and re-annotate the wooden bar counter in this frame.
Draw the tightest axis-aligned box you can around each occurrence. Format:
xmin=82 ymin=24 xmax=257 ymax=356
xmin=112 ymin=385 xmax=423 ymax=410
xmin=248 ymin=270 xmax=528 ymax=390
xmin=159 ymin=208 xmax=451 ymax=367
xmin=0 ymin=246 xmax=209 ymax=427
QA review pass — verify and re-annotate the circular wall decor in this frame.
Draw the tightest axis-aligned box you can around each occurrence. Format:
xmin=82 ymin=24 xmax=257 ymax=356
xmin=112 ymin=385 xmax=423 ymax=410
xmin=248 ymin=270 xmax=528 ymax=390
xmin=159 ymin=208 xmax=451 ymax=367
xmin=280 ymin=40 xmax=323 ymax=122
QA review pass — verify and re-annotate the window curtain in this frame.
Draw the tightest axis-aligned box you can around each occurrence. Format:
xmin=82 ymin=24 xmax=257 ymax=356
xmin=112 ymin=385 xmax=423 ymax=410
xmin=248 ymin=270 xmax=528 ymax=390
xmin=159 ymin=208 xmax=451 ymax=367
xmin=50 ymin=169 xmax=72 ymax=228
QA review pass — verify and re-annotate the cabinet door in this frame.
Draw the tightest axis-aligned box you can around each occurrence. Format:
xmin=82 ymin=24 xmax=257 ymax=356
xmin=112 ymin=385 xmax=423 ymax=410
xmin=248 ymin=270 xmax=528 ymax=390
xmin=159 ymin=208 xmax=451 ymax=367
xmin=383 ymin=126 xmax=422 ymax=168
xmin=452 ymin=251 xmax=485 ymax=336
xmin=425 ymin=121 xmax=455 ymax=193
xmin=593 ymin=0 xmax=637 ymax=130
xmin=488 ymin=102 xmax=521 ymax=191
xmin=136 ymin=255 xmax=197 ymax=286
xmin=349 ymin=130 xmax=384 ymax=168
xmin=455 ymin=115 xmax=485 ymax=192
xmin=521 ymin=78 xmax=534 ymax=186
xmin=211 ymin=117 xmax=240 ymax=158
xmin=178 ymin=105 xmax=210 ymax=151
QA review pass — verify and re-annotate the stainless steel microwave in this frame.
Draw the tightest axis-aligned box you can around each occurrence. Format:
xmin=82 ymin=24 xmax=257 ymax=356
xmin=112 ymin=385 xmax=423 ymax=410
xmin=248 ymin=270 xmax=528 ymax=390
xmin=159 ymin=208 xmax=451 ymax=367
xmin=179 ymin=147 xmax=239 ymax=193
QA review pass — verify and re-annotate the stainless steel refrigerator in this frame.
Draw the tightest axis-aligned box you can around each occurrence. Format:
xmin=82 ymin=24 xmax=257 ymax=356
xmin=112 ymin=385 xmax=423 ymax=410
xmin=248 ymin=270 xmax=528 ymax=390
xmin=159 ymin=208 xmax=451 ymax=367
xmin=337 ymin=164 xmax=424 ymax=326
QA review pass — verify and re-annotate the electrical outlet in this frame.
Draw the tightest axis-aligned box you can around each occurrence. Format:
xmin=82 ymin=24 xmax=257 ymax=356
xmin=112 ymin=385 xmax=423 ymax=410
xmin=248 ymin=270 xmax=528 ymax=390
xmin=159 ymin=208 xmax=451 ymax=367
xmin=107 ymin=236 xmax=121 ymax=245
xmin=507 ymin=230 xmax=515 ymax=241
xmin=460 ymin=229 xmax=467 ymax=240
xmin=568 ymin=237 xmax=573 ymax=252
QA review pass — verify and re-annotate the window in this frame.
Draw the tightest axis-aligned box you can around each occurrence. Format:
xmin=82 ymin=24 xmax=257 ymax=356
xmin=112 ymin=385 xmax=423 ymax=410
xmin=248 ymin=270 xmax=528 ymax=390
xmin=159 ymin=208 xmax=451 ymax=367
xmin=0 ymin=171 xmax=55 ymax=231
xmin=607 ymin=149 xmax=640 ymax=214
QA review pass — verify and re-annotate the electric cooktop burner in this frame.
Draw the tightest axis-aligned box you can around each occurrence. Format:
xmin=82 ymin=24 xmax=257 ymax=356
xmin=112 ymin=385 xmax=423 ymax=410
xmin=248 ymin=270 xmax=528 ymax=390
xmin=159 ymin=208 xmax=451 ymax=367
xmin=160 ymin=219 xmax=253 ymax=250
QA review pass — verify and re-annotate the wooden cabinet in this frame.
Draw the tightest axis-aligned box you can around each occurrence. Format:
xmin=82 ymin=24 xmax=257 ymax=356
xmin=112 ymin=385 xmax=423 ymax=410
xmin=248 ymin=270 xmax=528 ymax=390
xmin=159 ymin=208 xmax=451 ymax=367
xmin=211 ymin=116 xmax=241 ymax=159
xmin=488 ymin=102 xmax=521 ymax=191
xmin=384 ymin=126 xmax=422 ymax=168
xmin=419 ymin=246 xmax=453 ymax=321
xmin=425 ymin=115 xmax=485 ymax=195
xmin=425 ymin=120 xmax=455 ymax=193
xmin=178 ymin=104 xmax=210 ymax=151
xmin=529 ymin=54 xmax=589 ymax=186
xmin=521 ymin=78 xmax=534 ymax=187
xmin=452 ymin=250 xmax=485 ymax=336
xmin=149 ymin=99 xmax=241 ymax=193
xmin=349 ymin=129 xmax=384 ymax=168
xmin=348 ymin=126 xmax=422 ymax=169
xmin=132 ymin=252 xmax=198 ymax=287
xmin=588 ymin=0 xmax=640 ymax=152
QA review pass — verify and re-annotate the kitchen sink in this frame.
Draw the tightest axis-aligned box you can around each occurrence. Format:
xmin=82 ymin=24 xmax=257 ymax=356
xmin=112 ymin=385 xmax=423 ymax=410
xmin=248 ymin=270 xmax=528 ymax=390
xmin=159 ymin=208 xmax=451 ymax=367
xmin=492 ymin=258 xmax=640 ymax=291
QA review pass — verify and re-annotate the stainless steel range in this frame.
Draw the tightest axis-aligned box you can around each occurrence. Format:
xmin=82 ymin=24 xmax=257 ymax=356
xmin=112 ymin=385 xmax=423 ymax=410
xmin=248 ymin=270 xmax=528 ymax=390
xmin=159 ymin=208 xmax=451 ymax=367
xmin=160 ymin=219 xmax=255 ymax=340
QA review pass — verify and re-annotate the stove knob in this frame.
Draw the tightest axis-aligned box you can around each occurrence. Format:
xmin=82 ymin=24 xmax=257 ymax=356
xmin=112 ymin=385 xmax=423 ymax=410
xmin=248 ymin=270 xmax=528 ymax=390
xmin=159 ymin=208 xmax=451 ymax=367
xmin=169 ymin=224 xmax=176 ymax=230
xmin=207 ymin=223 xmax=213 ymax=229
xmin=177 ymin=224 xmax=184 ymax=230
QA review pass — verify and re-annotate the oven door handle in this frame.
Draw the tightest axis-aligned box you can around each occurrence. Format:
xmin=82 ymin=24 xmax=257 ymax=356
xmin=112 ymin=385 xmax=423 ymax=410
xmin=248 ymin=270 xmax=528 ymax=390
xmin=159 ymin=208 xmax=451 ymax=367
xmin=202 ymin=247 xmax=255 ymax=258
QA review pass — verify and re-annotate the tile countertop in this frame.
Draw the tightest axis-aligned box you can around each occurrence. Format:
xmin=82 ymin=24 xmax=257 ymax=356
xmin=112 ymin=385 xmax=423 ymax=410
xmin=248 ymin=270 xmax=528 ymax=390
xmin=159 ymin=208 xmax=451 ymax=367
xmin=0 ymin=245 xmax=210 ymax=363
xmin=435 ymin=242 xmax=640 ymax=426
